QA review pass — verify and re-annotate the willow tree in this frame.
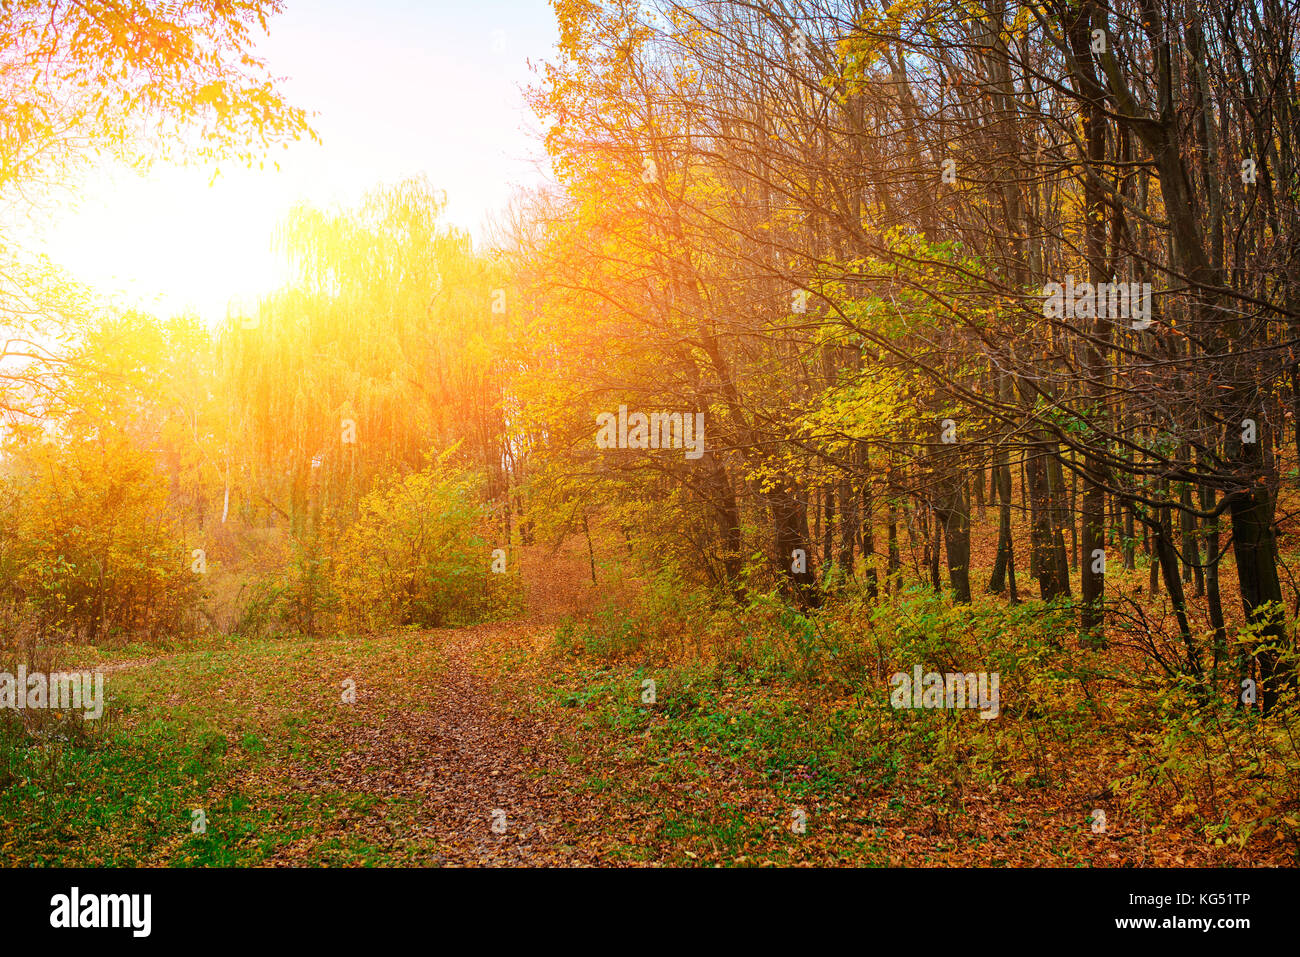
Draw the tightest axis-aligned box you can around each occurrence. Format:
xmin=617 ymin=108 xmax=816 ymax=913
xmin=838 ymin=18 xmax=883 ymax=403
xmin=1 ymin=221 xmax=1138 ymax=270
xmin=219 ymin=178 xmax=513 ymax=536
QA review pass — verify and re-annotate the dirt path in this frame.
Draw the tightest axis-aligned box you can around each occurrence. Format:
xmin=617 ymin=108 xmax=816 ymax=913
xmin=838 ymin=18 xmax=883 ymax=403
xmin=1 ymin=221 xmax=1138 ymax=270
xmin=270 ymin=621 xmax=606 ymax=866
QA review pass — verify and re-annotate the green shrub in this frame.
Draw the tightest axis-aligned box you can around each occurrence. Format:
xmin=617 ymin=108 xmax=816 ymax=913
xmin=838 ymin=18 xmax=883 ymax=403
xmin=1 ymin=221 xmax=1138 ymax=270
xmin=331 ymin=460 xmax=521 ymax=632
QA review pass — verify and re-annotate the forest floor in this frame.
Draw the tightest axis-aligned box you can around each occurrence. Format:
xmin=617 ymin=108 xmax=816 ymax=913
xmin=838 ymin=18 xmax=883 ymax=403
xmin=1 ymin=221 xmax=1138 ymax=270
xmin=1 ymin=540 xmax=1294 ymax=867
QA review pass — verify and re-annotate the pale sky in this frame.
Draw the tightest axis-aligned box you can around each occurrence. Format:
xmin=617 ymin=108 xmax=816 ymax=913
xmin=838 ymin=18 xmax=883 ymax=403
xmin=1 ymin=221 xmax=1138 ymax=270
xmin=29 ymin=0 xmax=559 ymax=324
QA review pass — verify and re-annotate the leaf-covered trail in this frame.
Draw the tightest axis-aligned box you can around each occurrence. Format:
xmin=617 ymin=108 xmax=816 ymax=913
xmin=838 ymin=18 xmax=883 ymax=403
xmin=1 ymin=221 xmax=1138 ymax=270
xmin=235 ymin=557 xmax=614 ymax=866
xmin=311 ymin=622 xmax=603 ymax=866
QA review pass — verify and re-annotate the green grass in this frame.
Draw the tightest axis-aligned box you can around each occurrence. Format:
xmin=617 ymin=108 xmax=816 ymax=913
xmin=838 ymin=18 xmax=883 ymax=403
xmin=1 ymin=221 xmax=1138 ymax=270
xmin=0 ymin=631 xmax=449 ymax=866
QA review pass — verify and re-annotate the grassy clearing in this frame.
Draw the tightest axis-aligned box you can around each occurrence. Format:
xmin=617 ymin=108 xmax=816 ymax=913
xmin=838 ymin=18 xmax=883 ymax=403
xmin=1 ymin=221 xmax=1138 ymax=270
xmin=0 ymin=631 xmax=451 ymax=866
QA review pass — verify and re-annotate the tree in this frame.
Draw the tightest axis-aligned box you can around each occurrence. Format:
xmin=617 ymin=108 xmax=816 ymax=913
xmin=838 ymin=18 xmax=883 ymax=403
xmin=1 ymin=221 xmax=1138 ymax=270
xmin=0 ymin=0 xmax=312 ymax=424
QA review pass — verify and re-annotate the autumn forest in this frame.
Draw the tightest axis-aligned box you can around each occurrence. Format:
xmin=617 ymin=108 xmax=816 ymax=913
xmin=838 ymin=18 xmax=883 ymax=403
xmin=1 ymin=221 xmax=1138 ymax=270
xmin=1 ymin=0 xmax=1298 ymax=894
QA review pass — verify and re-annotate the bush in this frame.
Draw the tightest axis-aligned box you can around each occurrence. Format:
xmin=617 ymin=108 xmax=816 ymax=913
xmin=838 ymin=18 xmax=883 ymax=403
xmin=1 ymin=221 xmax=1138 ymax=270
xmin=331 ymin=460 xmax=521 ymax=632
xmin=554 ymin=569 xmax=714 ymax=662
xmin=0 ymin=439 xmax=202 ymax=646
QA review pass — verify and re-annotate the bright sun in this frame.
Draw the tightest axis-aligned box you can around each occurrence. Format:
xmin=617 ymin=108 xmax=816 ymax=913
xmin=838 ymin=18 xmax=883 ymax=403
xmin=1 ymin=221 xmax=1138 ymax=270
xmin=35 ymin=163 xmax=298 ymax=326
